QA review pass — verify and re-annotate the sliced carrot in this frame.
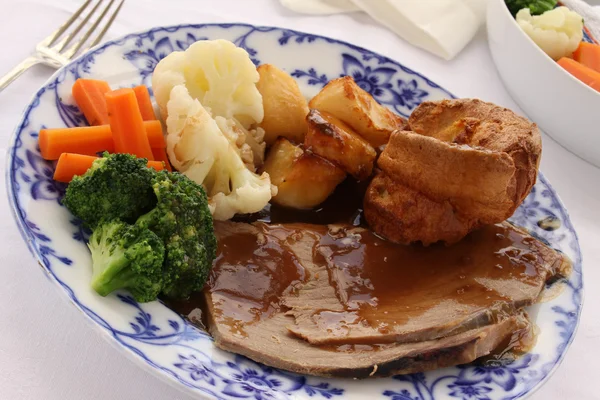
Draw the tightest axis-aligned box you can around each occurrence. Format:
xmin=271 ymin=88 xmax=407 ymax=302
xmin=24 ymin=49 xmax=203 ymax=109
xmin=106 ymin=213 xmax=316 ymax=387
xmin=72 ymin=79 xmax=111 ymax=126
xmin=105 ymin=88 xmax=154 ymax=160
xmin=133 ymin=85 xmax=157 ymax=120
xmin=146 ymin=160 xmax=166 ymax=172
xmin=558 ymin=57 xmax=600 ymax=92
xmin=39 ymin=121 xmax=166 ymax=160
xmin=152 ymin=147 xmax=172 ymax=171
xmin=573 ymin=42 xmax=600 ymax=74
xmin=40 ymin=126 xmax=113 ymax=159
xmin=54 ymin=153 xmax=164 ymax=183
xmin=54 ymin=154 xmax=99 ymax=183
xmin=145 ymin=120 xmax=166 ymax=148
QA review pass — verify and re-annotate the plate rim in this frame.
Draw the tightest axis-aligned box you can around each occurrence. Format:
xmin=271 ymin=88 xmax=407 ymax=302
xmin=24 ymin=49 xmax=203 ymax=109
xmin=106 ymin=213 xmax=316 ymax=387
xmin=4 ymin=22 xmax=585 ymax=400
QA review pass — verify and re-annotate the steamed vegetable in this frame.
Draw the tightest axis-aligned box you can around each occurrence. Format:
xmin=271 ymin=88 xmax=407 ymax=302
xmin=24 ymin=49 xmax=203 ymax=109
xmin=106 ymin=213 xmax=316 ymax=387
xmin=106 ymin=88 xmax=155 ymax=160
xmin=558 ymin=57 xmax=600 ymax=92
xmin=152 ymin=39 xmax=267 ymax=171
xmin=136 ymin=170 xmax=216 ymax=298
xmin=72 ymin=79 xmax=111 ymax=126
xmin=62 ymin=153 xmax=158 ymax=228
xmin=152 ymin=147 xmax=172 ymax=171
xmin=39 ymin=121 xmax=165 ymax=160
xmin=89 ymin=220 xmax=165 ymax=302
xmin=164 ymin=85 xmax=275 ymax=220
xmin=516 ymin=7 xmax=584 ymax=60
xmin=505 ymin=0 xmax=557 ymax=17
xmin=133 ymin=85 xmax=158 ymax=121
xmin=152 ymin=39 xmax=264 ymax=128
xmin=54 ymin=153 xmax=164 ymax=183
xmin=573 ymin=42 xmax=600 ymax=73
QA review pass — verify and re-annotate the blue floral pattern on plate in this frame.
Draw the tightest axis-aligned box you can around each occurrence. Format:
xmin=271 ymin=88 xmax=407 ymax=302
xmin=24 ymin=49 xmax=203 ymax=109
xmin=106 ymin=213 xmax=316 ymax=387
xmin=5 ymin=23 xmax=582 ymax=400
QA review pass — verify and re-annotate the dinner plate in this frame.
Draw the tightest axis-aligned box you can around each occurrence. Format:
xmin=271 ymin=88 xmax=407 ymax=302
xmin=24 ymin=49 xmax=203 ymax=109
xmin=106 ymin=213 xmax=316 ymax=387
xmin=6 ymin=23 xmax=583 ymax=400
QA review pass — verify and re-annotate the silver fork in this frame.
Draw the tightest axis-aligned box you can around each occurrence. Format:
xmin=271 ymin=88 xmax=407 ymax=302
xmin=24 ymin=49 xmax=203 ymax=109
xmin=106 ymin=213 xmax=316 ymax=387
xmin=0 ymin=0 xmax=125 ymax=93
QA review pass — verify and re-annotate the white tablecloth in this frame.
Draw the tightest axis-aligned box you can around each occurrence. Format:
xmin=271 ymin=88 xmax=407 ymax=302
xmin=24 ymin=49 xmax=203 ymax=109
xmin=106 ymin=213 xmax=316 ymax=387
xmin=0 ymin=0 xmax=599 ymax=399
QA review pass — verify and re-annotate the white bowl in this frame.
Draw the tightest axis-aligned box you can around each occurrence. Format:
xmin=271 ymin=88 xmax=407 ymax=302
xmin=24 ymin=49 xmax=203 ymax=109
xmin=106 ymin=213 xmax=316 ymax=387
xmin=487 ymin=0 xmax=600 ymax=167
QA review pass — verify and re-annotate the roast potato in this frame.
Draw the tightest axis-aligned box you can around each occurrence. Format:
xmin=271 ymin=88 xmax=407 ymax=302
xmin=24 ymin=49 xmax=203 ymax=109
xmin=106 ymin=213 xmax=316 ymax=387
xmin=305 ymin=109 xmax=376 ymax=181
xmin=257 ymin=64 xmax=309 ymax=146
xmin=261 ymin=138 xmax=346 ymax=209
xmin=308 ymin=76 xmax=405 ymax=147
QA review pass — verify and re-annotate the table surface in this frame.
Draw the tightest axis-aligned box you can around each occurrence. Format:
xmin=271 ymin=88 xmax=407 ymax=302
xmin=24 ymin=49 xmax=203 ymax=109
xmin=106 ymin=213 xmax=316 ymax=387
xmin=1 ymin=0 xmax=599 ymax=399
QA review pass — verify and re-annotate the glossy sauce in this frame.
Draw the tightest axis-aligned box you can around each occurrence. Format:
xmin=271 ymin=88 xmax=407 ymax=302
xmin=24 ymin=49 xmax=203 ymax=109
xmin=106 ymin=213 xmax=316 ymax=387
xmin=310 ymin=223 xmax=563 ymax=335
xmin=166 ymin=179 xmax=569 ymax=357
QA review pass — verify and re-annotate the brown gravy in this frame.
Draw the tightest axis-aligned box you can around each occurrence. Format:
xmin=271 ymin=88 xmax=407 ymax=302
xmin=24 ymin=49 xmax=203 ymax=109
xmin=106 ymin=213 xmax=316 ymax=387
xmin=310 ymin=223 xmax=564 ymax=336
xmin=165 ymin=179 xmax=570 ymax=362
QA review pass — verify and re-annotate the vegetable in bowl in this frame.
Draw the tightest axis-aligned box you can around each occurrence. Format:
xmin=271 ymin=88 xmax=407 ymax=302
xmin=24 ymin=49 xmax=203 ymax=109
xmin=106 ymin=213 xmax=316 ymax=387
xmin=516 ymin=6 xmax=584 ymax=60
xmin=505 ymin=0 xmax=557 ymax=17
xmin=63 ymin=153 xmax=217 ymax=302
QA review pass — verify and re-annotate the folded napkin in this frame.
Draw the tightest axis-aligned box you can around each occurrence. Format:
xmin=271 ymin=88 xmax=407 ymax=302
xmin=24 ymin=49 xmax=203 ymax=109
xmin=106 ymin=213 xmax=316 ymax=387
xmin=279 ymin=0 xmax=486 ymax=60
xmin=561 ymin=0 xmax=600 ymax=43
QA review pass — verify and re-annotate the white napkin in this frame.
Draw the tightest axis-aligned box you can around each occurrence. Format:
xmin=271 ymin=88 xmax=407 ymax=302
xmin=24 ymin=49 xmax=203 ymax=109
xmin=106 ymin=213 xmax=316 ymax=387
xmin=561 ymin=0 xmax=600 ymax=43
xmin=279 ymin=0 xmax=486 ymax=60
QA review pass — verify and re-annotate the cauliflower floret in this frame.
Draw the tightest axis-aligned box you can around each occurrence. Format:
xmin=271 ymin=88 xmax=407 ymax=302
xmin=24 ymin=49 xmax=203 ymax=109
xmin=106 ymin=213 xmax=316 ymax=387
xmin=517 ymin=7 xmax=584 ymax=60
xmin=165 ymin=85 xmax=275 ymax=220
xmin=153 ymin=39 xmax=263 ymax=128
xmin=153 ymin=39 xmax=266 ymax=170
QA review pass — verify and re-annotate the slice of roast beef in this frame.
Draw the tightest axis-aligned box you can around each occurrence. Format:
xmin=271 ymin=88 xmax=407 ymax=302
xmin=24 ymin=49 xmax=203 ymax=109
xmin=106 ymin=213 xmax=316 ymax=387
xmin=285 ymin=223 xmax=570 ymax=345
xmin=195 ymin=221 xmax=567 ymax=378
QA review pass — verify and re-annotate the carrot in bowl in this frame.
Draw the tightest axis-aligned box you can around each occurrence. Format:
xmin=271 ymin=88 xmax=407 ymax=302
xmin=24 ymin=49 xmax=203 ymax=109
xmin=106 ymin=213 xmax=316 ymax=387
xmin=573 ymin=42 xmax=600 ymax=74
xmin=105 ymin=88 xmax=154 ymax=160
xmin=38 ymin=121 xmax=166 ymax=160
xmin=558 ymin=57 xmax=600 ymax=92
xmin=152 ymin=147 xmax=172 ymax=171
xmin=54 ymin=153 xmax=165 ymax=183
xmin=72 ymin=79 xmax=111 ymax=126
xmin=133 ymin=85 xmax=158 ymax=120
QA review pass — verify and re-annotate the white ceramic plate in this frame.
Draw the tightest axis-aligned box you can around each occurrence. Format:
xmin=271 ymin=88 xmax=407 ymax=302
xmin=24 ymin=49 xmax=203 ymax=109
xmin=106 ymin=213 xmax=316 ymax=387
xmin=7 ymin=24 xmax=583 ymax=400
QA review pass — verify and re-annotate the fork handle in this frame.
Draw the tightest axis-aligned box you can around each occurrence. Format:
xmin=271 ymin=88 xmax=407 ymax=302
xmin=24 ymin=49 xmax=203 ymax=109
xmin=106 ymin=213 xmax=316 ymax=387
xmin=0 ymin=57 xmax=41 ymax=93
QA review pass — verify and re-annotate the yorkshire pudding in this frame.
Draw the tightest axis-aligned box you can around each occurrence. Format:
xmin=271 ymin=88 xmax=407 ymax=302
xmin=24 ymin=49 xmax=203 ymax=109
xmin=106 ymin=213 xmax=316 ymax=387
xmin=364 ymin=99 xmax=542 ymax=245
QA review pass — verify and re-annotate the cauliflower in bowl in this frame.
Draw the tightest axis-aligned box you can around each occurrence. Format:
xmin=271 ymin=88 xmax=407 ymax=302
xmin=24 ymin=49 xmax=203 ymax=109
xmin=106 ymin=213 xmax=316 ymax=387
xmin=152 ymin=39 xmax=274 ymax=220
xmin=165 ymin=85 xmax=275 ymax=221
xmin=517 ymin=7 xmax=584 ymax=60
xmin=152 ymin=39 xmax=263 ymax=127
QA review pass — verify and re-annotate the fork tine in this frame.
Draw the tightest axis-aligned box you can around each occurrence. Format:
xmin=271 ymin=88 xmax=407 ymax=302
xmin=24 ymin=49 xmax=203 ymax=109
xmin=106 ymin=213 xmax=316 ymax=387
xmin=63 ymin=0 xmax=118 ymax=59
xmin=85 ymin=0 xmax=125 ymax=51
xmin=43 ymin=0 xmax=93 ymax=47
xmin=53 ymin=0 xmax=104 ymax=53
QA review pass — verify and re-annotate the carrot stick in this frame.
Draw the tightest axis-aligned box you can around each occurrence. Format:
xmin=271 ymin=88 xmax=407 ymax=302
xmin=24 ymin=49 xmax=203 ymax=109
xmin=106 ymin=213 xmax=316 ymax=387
xmin=573 ymin=42 xmax=600 ymax=74
xmin=72 ymin=79 xmax=111 ymax=126
xmin=39 ymin=121 xmax=166 ymax=160
xmin=133 ymin=85 xmax=157 ymax=120
xmin=558 ymin=57 xmax=600 ymax=92
xmin=54 ymin=153 xmax=164 ymax=183
xmin=145 ymin=120 xmax=166 ymax=148
xmin=40 ymin=125 xmax=113 ymax=159
xmin=152 ymin=147 xmax=172 ymax=171
xmin=105 ymin=88 xmax=154 ymax=160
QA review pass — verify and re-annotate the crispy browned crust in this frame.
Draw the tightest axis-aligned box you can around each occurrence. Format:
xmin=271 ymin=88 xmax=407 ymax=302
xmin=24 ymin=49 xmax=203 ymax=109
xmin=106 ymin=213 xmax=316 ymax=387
xmin=408 ymin=99 xmax=542 ymax=207
xmin=365 ymin=99 xmax=541 ymax=244
xmin=305 ymin=109 xmax=377 ymax=180
xmin=309 ymin=76 xmax=406 ymax=147
xmin=364 ymin=172 xmax=479 ymax=245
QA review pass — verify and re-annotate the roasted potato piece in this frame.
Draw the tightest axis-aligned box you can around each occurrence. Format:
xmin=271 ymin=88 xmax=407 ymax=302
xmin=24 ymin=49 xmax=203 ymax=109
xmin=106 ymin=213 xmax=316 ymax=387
xmin=261 ymin=138 xmax=346 ymax=209
xmin=305 ymin=109 xmax=376 ymax=180
xmin=257 ymin=64 xmax=309 ymax=146
xmin=308 ymin=76 xmax=405 ymax=147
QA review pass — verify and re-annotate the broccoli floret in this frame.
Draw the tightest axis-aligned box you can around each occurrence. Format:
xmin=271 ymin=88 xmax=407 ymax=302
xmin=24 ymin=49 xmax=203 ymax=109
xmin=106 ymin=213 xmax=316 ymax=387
xmin=89 ymin=220 xmax=165 ymax=303
xmin=63 ymin=153 xmax=156 ymax=229
xmin=505 ymin=0 xmax=556 ymax=16
xmin=137 ymin=170 xmax=217 ymax=299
